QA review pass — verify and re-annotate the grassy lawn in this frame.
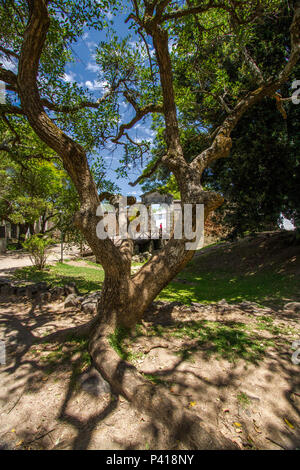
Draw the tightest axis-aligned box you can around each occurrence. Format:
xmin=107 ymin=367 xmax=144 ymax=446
xmin=12 ymin=232 xmax=299 ymax=306
xmin=158 ymin=234 xmax=300 ymax=307
xmin=12 ymin=257 xmax=297 ymax=306
xmin=110 ymin=320 xmax=277 ymax=365
xmin=13 ymin=262 xmax=105 ymax=293
xmin=158 ymin=269 xmax=296 ymax=307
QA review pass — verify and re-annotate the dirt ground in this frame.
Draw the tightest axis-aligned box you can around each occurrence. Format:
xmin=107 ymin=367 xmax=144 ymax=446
xmin=0 ymin=296 xmax=299 ymax=450
xmin=0 ymin=244 xmax=80 ymax=277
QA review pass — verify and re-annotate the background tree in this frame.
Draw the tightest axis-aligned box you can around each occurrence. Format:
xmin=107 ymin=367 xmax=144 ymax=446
xmin=0 ymin=119 xmax=64 ymax=240
xmin=205 ymin=96 xmax=300 ymax=238
xmin=0 ymin=117 xmax=119 ymax=246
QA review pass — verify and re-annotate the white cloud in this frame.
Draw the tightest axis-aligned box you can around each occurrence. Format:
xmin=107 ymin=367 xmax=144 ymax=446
xmin=85 ymin=79 xmax=108 ymax=91
xmin=63 ymin=71 xmax=76 ymax=83
xmin=0 ymin=56 xmax=17 ymax=72
xmin=86 ymin=62 xmax=100 ymax=73
xmin=87 ymin=41 xmax=97 ymax=52
xmin=144 ymin=128 xmax=155 ymax=137
xmin=129 ymin=40 xmax=138 ymax=49
xmin=106 ymin=11 xmax=113 ymax=20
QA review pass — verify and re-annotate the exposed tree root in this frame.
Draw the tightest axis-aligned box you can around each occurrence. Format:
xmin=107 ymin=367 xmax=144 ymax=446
xmin=89 ymin=325 xmax=239 ymax=450
xmin=36 ymin=317 xmax=99 ymax=344
xmin=143 ymin=342 xmax=169 ymax=354
xmin=35 ymin=316 xmax=238 ymax=448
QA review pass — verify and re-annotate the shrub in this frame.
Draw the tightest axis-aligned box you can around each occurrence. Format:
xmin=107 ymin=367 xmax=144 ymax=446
xmin=23 ymin=235 xmax=54 ymax=270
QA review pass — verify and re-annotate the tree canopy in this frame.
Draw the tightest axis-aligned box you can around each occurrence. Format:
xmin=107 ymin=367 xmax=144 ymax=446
xmin=140 ymin=3 xmax=300 ymax=236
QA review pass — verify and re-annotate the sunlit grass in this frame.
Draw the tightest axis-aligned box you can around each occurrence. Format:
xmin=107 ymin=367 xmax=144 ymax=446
xmin=12 ymin=234 xmax=299 ymax=307
xmin=158 ymin=270 xmax=295 ymax=307
xmin=13 ymin=262 xmax=104 ymax=293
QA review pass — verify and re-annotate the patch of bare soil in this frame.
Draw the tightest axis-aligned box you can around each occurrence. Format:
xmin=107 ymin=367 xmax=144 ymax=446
xmin=0 ymin=297 xmax=299 ymax=450
xmin=0 ymin=244 xmax=80 ymax=277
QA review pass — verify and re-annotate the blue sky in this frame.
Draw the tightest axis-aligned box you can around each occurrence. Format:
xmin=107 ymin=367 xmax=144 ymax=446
xmin=0 ymin=5 xmax=159 ymax=199
xmin=62 ymin=9 xmax=154 ymax=200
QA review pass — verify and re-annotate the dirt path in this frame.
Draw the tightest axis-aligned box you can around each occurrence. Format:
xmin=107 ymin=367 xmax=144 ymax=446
xmin=0 ymin=296 xmax=299 ymax=450
xmin=0 ymin=245 xmax=80 ymax=277
xmin=0 ymin=298 xmax=176 ymax=450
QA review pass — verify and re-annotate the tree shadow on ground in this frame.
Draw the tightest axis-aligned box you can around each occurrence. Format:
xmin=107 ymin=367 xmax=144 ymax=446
xmin=128 ymin=305 xmax=300 ymax=449
xmin=0 ymin=297 xmax=299 ymax=450
xmin=0 ymin=298 xmax=194 ymax=449
xmin=0 ymin=298 xmax=120 ymax=449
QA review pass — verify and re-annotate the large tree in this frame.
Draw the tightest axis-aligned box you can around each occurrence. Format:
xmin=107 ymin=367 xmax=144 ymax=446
xmin=0 ymin=0 xmax=299 ymax=447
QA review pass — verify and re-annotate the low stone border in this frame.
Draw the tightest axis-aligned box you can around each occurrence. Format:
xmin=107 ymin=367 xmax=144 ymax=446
xmin=0 ymin=278 xmax=101 ymax=315
xmin=1 ymin=277 xmax=298 ymax=318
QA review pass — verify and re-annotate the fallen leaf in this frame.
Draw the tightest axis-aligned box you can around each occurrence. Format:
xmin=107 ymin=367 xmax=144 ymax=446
xmin=284 ymin=418 xmax=294 ymax=429
xmin=253 ymin=424 xmax=262 ymax=434
xmin=234 ymin=422 xmax=242 ymax=427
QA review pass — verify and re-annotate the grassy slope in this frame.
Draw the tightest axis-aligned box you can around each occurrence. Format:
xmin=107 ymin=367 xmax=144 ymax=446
xmin=159 ymin=231 xmax=300 ymax=307
xmin=13 ymin=231 xmax=299 ymax=306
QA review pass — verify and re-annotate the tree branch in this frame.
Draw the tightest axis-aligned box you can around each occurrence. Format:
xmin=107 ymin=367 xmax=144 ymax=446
xmin=0 ymin=66 xmax=18 ymax=86
xmin=1 ymin=114 xmax=21 ymax=142
xmin=243 ymin=47 xmax=265 ymax=84
xmin=161 ymin=1 xmax=230 ymax=22
xmin=41 ymin=95 xmax=111 ymax=113
xmin=0 ymin=141 xmax=54 ymax=162
xmin=41 ymin=77 xmax=125 ymax=113
xmin=0 ymin=45 xmax=19 ymax=59
xmin=15 ymin=0 xmax=127 ymax=274
xmin=0 ymin=103 xmax=24 ymax=115
xmin=161 ymin=0 xmax=263 ymax=24
xmin=129 ymin=155 xmax=166 ymax=186
xmin=191 ymin=3 xmax=300 ymax=173
xmin=112 ymin=92 xmax=163 ymax=142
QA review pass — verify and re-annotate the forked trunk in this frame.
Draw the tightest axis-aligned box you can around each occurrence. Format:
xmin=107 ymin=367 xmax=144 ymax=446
xmin=96 ymin=276 xmax=138 ymax=330
xmin=88 ymin=269 xmax=237 ymax=450
xmin=94 ymin=273 xmax=156 ymax=331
